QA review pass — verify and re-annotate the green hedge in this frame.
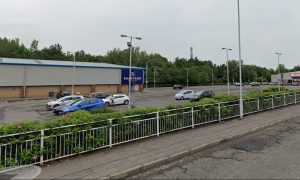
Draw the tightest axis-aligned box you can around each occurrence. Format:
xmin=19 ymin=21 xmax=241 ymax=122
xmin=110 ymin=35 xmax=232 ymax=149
xmin=0 ymin=87 xmax=299 ymax=137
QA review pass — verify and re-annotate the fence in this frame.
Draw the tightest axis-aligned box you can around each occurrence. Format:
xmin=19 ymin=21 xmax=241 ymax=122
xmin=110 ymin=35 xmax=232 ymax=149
xmin=0 ymin=92 xmax=299 ymax=170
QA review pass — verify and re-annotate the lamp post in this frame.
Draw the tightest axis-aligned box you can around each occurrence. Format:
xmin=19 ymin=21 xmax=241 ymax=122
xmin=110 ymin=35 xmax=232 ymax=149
xmin=275 ymin=52 xmax=282 ymax=92
xmin=186 ymin=68 xmax=189 ymax=87
xmin=222 ymin=48 xmax=232 ymax=94
xmin=146 ymin=61 xmax=148 ymax=89
xmin=237 ymin=0 xmax=243 ymax=119
xmin=120 ymin=34 xmax=142 ymax=109
xmin=68 ymin=51 xmax=76 ymax=95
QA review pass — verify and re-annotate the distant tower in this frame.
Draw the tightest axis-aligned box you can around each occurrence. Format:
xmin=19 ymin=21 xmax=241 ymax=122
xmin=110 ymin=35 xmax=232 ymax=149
xmin=190 ymin=47 xmax=193 ymax=60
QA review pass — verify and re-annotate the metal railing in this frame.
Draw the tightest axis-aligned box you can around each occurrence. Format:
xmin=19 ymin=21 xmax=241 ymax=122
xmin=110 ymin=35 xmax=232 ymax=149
xmin=0 ymin=92 xmax=300 ymax=170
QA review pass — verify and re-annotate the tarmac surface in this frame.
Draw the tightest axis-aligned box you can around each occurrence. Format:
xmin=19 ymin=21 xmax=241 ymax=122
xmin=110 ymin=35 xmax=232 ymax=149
xmin=0 ymin=85 xmax=283 ymax=124
xmin=35 ymin=102 xmax=300 ymax=179
xmin=131 ymin=113 xmax=300 ymax=179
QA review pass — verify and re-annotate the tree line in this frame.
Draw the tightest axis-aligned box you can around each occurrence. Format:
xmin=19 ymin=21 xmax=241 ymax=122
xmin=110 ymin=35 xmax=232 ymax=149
xmin=1 ymin=37 xmax=299 ymax=86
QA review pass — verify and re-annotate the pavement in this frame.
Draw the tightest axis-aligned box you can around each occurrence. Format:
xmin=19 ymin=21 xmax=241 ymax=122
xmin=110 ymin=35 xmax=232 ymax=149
xmin=132 ymin=112 xmax=300 ymax=179
xmin=35 ymin=103 xmax=300 ymax=179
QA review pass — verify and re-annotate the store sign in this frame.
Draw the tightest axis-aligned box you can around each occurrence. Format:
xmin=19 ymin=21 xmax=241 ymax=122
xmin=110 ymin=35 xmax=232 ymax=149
xmin=290 ymin=73 xmax=300 ymax=78
xmin=121 ymin=69 xmax=144 ymax=84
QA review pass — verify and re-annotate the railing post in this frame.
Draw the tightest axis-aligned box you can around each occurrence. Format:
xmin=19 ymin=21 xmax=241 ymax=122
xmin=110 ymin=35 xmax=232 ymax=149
xmin=272 ymin=95 xmax=274 ymax=109
xmin=191 ymin=107 xmax=194 ymax=128
xmin=295 ymin=92 xmax=297 ymax=104
xmin=109 ymin=119 xmax=112 ymax=147
xmin=257 ymin=98 xmax=260 ymax=111
xmin=156 ymin=111 xmax=160 ymax=136
xmin=218 ymin=103 xmax=221 ymax=120
xmin=40 ymin=129 xmax=44 ymax=165
xmin=283 ymin=93 xmax=286 ymax=106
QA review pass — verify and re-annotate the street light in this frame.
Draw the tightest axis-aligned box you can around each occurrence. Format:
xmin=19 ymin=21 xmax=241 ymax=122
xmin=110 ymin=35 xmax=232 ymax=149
xmin=146 ymin=61 xmax=148 ymax=89
xmin=237 ymin=0 xmax=243 ymax=119
xmin=276 ymin=52 xmax=282 ymax=92
xmin=120 ymin=34 xmax=142 ymax=109
xmin=186 ymin=68 xmax=189 ymax=87
xmin=68 ymin=51 xmax=76 ymax=95
xmin=222 ymin=48 xmax=232 ymax=94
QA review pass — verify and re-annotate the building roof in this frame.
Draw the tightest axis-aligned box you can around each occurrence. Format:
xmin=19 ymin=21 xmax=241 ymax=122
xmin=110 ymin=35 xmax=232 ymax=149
xmin=0 ymin=57 xmax=144 ymax=70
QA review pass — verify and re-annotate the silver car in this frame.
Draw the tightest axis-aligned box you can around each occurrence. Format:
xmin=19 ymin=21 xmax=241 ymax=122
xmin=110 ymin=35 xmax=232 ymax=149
xmin=174 ymin=90 xmax=194 ymax=100
xmin=46 ymin=95 xmax=84 ymax=110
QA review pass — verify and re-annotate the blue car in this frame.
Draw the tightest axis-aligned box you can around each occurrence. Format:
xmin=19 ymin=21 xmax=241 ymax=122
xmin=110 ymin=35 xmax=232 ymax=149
xmin=59 ymin=98 xmax=105 ymax=115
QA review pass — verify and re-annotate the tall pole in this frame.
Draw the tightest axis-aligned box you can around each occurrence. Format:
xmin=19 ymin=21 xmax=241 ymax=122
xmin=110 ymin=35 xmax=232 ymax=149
xmin=276 ymin=52 xmax=282 ymax=92
xmin=120 ymin=34 xmax=142 ymax=109
xmin=186 ymin=68 xmax=189 ymax=87
xmin=153 ymin=66 xmax=156 ymax=88
xmin=146 ymin=61 xmax=148 ymax=89
xmin=128 ymin=37 xmax=133 ymax=109
xmin=222 ymin=48 xmax=232 ymax=94
xmin=211 ymin=67 xmax=214 ymax=86
xmin=237 ymin=0 xmax=243 ymax=119
xmin=227 ymin=51 xmax=229 ymax=94
xmin=71 ymin=52 xmax=76 ymax=95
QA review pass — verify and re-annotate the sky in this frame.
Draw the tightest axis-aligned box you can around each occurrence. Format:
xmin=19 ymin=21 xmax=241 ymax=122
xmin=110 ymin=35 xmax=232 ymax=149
xmin=0 ymin=0 xmax=299 ymax=69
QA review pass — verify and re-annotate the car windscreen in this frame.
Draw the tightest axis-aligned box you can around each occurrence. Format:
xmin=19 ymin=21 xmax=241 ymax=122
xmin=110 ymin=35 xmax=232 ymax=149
xmin=195 ymin=91 xmax=204 ymax=96
xmin=69 ymin=99 xmax=82 ymax=106
xmin=178 ymin=90 xmax=186 ymax=94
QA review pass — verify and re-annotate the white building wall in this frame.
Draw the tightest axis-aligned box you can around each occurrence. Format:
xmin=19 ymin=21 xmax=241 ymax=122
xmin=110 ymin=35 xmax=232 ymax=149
xmin=0 ymin=64 xmax=121 ymax=86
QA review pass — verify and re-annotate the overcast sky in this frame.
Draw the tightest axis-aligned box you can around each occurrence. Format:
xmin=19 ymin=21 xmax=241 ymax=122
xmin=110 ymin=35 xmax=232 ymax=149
xmin=0 ymin=0 xmax=299 ymax=69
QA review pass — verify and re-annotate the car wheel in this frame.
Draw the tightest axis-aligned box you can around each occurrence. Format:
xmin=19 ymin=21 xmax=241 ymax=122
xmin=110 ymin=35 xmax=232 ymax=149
xmin=180 ymin=96 xmax=184 ymax=100
xmin=124 ymin=100 xmax=129 ymax=105
xmin=53 ymin=104 xmax=59 ymax=109
xmin=105 ymin=102 xmax=110 ymax=107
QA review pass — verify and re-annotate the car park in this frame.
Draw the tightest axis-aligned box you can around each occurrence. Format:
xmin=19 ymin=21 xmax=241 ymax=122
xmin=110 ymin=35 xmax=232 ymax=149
xmin=250 ymin=82 xmax=260 ymax=86
xmin=89 ymin=92 xmax=110 ymax=99
xmin=189 ymin=90 xmax=215 ymax=102
xmin=59 ymin=98 xmax=105 ymax=115
xmin=102 ymin=94 xmax=130 ymax=106
xmin=56 ymin=91 xmax=71 ymax=98
xmin=174 ymin=90 xmax=194 ymax=100
xmin=173 ymin=84 xmax=184 ymax=90
xmin=46 ymin=95 xmax=84 ymax=110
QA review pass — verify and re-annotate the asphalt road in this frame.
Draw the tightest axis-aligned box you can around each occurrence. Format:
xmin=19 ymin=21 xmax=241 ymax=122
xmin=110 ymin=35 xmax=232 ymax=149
xmin=0 ymin=85 xmax=298 ymax=124
xmin=131 ymin=116 xmax=300 ymax=179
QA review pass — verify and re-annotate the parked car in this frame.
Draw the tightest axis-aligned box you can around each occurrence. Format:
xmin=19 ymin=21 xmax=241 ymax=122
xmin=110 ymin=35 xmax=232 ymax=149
xmin=189 ymin=91 xmax=215 ymax=102
xmin=52 ymin=99 xmax=82 ymax=115
xmin=234 ymin=82 xmax=244 ymax=86
xmin=46 ymin=95 xmax=84 ymax=110
xmin=102 ymin=94 xmax=130 ymax=106
xmin=174 ymin=90 xmax=194 ymax=100
xmin=56 ymin=91 xmax=70 ymax=98
xmin=250 ymin=82 xmax=260 ymax=86
xmin=89 ymin=92 xmax=110 ymax=99
xmin=173 ymin=84 xmax=184 ymax=90
xmin=59 ymin=98 xmax=105 ymax=115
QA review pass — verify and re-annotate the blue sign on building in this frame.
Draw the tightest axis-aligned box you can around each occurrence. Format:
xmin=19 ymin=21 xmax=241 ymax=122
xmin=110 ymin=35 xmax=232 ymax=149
xmin=121 ymin=69 xmax=144 ymax=85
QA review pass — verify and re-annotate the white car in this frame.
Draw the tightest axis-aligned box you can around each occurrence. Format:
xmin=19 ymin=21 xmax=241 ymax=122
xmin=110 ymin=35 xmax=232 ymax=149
xmin=102 ymin=94 xmax=130 ymax=106
xmin=174 ymin=90 xmax=194 ymax=100
xmin=46 ymin=95 xmax=84 ymax=110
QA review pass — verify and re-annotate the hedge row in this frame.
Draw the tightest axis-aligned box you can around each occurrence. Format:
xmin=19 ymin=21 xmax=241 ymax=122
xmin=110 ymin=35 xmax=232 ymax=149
xmin=0 ymin=87 xmax=298 ymax=137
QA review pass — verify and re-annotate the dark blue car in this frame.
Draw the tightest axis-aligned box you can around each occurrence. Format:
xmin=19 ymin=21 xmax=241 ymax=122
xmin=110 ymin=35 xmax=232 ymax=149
xmin=59 ymin=98 xmax=105 ymax=115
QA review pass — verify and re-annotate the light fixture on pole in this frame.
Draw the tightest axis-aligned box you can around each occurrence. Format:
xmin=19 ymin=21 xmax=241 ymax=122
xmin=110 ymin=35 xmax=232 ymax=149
xmin=275 ymin=52 xmax=282 ymax=92
xmin=186 ymin=68 xmax=189 ymax=87
xmin=68 ymin=51 xmax=76 ymax=95
xmin=120 ymin=34 xmax=142 ymax=109
xmin=237 ymin=0 xmax=243 ymax=119
xmin=222 ymin=48 xmax=232 ymax=95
